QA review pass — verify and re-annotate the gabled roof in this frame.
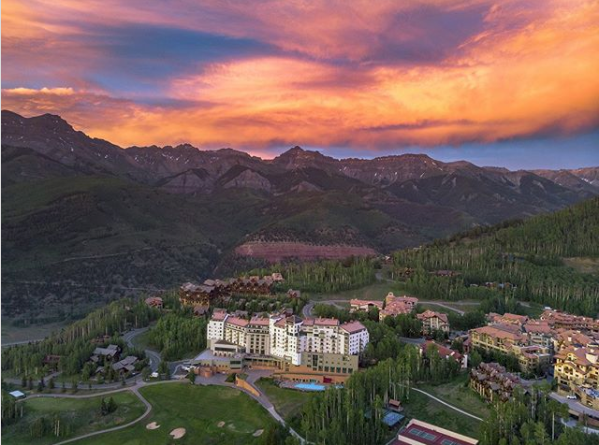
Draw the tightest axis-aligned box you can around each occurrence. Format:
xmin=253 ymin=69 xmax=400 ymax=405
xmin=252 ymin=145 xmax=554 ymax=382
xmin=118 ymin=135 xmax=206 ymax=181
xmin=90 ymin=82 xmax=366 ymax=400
xmin=340 ymin=320 xmax=367 ymax=334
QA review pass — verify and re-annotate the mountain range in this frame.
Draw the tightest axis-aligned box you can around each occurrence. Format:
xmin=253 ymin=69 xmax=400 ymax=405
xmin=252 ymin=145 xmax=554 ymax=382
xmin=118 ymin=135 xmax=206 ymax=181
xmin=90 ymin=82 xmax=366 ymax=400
xmin=2 ymin=110 xmax=598 ymax=321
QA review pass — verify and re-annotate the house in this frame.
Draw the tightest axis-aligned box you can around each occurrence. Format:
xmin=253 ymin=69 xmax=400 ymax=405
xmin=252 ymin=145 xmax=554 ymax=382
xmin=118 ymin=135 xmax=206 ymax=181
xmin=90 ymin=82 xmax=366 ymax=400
xmin=393 ymin=419 xmax=478 ymax=445
xmin=379 ymin=293 xmax=419 ymax=320
xmin=417 ymin=310 xmax=450 ymax=335
xmin=287 ymin=289 xmax=301 ymax=299
xmin=144 ymin=296 xmax=163 ymax=308
xmin=111 ymin=355 xmax=139 ymax=374
xmin=350 ymin=299 xmax=383 ymax=313
xmin=91 ymin=344 xmax=121 ymax=363
xmin=421 ymin=341 xmax=466 ymax=368
xmin=43 ymin=354 xmax=61 ymax=370
xmin=488 ymin=312 xmax=529 ymax=327
xmin=387 ymin=399 xmax=403 ymax=412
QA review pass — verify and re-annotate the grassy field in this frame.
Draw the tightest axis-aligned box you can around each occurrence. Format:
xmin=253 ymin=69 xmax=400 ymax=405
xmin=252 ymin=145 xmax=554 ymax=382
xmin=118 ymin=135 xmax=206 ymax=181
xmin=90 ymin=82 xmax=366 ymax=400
xmin=402 ymin=387 xmax=483 ymax=439
xmin=419 ymin=375 xmax=491 ymax=420
xmin=1 ymin=320 xmax=68 ymax=345
xmin=255 ymin=378 xmax=314 ymax=421
xmin=563 ymin=256 xmax=599 ymax=274
xmin=310 ymin=281 xmax=407 ymax=302
xmin=1 ymin=391 xmax=145 ymax=445
xmin=81 ymin=383 xmax=279 ymax=445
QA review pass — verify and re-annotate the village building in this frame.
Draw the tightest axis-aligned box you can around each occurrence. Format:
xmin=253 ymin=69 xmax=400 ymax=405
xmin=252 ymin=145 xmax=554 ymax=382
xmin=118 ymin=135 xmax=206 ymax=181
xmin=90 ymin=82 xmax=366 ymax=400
xmin=488 ymin=312 xmax=528 ymax=327
xmin=540 ymin=309 xmax=599 ymax=333
xmin=144 ymin=296 xmax=163 ymax=308
xmin=554 ymin=346 xmax=599 ymax=398
xmin=420 ymin=340 xmax=467 ymax=369
xmin=350 ymin=299 xmax=383 ymax=313
xmin=468 ymin=324 xmax=551 ymax=374
xmin=379 ymin=293 xmax=419 ymax=320
xmin=417 ymin=310 xmax=450 ymax=335
xmin=469 ymin=362 xmax=524 ymax=402
xmin=90 ymin=344 xmax=121 ymax=364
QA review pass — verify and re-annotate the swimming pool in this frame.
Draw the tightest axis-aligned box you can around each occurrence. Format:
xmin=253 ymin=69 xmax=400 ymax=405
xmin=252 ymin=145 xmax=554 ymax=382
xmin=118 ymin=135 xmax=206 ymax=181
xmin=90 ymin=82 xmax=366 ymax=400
xmin=294 ymin=382 xmax=326 ymax=391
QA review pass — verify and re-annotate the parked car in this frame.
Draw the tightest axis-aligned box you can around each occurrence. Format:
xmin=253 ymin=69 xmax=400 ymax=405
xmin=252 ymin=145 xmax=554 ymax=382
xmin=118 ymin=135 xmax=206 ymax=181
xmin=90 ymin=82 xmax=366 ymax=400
xmin=567 ymin=394 xmax=577 ymax=400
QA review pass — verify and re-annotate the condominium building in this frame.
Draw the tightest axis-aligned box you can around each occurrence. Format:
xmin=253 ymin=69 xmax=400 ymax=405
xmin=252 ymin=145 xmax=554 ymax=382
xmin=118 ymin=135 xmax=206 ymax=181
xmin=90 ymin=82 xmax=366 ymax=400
xmin=417 ymin=310 xmax=450 ymax=334
xmin=541 ymin=309 xmax=599 ymax=333
xmin=554 ymin=346 xmax=599 ymax=393
xmin=207 ymin=311 xmax=370 ymax=367
xmin=469 ymin=324 xmax=551 ymax=373
xmin=470 ymin=362 xmax=524 ymax=402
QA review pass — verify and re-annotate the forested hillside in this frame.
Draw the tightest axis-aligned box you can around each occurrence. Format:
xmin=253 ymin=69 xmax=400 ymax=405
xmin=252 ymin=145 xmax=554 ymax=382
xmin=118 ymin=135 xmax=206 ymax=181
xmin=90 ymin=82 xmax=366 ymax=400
xmin=393 ymin=197 xmax=599 ymax=315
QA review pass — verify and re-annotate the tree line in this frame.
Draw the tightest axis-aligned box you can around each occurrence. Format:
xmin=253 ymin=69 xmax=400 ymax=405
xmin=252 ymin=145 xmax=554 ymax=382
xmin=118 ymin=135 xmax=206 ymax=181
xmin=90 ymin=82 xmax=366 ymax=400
xmin=392 ymin=198 xmax=599 ymax=315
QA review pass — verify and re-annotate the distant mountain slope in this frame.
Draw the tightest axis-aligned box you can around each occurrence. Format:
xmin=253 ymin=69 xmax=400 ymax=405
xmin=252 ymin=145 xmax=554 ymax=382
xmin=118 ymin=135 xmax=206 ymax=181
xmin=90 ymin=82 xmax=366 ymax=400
xmin=2 ymin=110 xmax=597 ymax=321
xmin=393 ymin=197 xmax=599 ymax=315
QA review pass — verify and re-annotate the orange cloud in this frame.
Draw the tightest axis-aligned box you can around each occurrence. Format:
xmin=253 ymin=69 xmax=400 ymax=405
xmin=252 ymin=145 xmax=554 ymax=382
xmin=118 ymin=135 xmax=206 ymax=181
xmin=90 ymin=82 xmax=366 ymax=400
xmin=2 ymin=0 xmax=598 ymax=152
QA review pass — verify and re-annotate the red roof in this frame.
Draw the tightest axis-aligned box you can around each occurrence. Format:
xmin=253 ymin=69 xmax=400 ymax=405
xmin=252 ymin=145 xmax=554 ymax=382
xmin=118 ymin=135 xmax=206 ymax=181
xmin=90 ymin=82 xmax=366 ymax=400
xmin=314 ymin=317 xmax=340 ymax=327
xmin=227 ymin=317 xmax=249 ymax=327
xmin=249 ymin=316 xmax=270 ymax=326
xmin=396 ymin=419 xmax=478 ymax=445
xmin=340 ymin=321 xmax=367 ymax=334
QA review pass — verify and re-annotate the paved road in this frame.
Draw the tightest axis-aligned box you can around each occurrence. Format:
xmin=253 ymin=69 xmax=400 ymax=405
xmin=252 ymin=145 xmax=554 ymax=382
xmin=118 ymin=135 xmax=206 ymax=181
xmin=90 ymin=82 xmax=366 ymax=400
xmin=302 ymin=299 xmax=351 ymax=318
xmin=418 ymin=301 xmax=480 ymax=316
xmin=551 ymin=392 xmax=599 ymax=418
xmin=123 ymin=327 xmax=162 ymax=373
xmin=25 ymin=380 xmax=186 ymax=445
xmin=195 ymin=371 xmax=306 ymax=443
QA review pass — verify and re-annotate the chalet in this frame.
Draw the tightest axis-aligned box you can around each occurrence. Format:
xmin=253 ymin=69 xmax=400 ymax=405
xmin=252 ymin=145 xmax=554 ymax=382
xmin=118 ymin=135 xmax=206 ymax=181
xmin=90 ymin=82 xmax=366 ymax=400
xmin=417 ymin=310 xmax=450 ymax=334
xmin=144 ymin=296 xmax=163 ymax=308
xmin=469 ymin=362 xmax=525 ymax=402
xmin=379 ymin=293 xmax=418 ymax=320
xmin=420 ymin=340 xmax=466 ymax=368
xmin=350 ymin=299 xmax=383 ymax=313
xmin=111 ymin=355 xmax=138 ymax=374
xmin=179 ymin=282 xmax=218 ymax=306
xmin=43 ymin=354 xmax=61 ymax=370
xmin=91 ymin=344 xmax=121 ymax=363
xmin=287 ymin=289 xmax=301 ymax=299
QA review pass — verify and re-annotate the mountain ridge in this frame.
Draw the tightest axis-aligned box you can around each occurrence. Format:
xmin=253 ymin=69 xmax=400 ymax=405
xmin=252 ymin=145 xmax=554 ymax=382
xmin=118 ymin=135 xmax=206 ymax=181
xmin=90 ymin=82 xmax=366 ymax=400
xmin=2 ymin=109 xmax=598 ymax=321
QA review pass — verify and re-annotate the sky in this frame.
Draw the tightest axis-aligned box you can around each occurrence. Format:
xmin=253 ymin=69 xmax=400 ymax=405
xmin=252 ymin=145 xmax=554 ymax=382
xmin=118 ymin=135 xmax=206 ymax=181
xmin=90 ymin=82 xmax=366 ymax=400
xmin=2 ymin=0 xmax=598 ymax=169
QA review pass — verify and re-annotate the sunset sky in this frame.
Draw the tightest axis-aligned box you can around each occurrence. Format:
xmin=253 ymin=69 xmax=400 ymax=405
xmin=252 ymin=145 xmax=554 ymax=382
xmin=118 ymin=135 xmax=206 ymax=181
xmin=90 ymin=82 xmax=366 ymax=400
xmin=2 ymin=0 xmax=598 ymax=168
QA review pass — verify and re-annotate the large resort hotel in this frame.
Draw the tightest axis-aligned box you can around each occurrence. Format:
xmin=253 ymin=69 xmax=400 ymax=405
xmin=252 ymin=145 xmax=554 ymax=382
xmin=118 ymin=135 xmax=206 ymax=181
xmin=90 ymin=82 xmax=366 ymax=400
xmin=192 ymin=309 xmax=370 ymax=383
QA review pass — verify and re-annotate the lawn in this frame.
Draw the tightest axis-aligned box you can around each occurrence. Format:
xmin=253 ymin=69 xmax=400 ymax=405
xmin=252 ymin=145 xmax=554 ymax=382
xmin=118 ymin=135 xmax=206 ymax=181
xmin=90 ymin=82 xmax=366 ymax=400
xmin=255 ymin=378 xmax=314 ymax=421
xmin=402 ymin=387 xmax=483 ymax=439
xmin=81 ymin=383 xmax=280 ymax=445
xmin=418 ymin=375 xmax=491 ymax=420
xmin=1 ymin=390 xmax=145 ymax=445
xmin=310 ymin=281 xmax=408 ymax=302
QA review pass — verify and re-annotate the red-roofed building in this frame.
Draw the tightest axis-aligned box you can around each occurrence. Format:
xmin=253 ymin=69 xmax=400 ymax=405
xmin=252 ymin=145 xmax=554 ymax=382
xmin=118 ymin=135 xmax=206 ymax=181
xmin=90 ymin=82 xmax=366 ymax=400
xmin=380 ymin=293 xmax=419 ymax=320
xmin=394 ymin=419 xmax=478 ymax=445
xmin=421 ymin=341 xmax=466 ymax=368
xmin=417 ymin=310 xmax=450 ymax=335
xmin=350 ymin=299 xmax=383 ymax=313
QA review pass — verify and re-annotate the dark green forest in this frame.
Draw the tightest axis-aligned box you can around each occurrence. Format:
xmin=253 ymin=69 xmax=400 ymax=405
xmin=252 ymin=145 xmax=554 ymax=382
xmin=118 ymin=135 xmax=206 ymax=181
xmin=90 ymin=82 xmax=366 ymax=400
xmin=392 ymin=197 xmax=599 ymax=315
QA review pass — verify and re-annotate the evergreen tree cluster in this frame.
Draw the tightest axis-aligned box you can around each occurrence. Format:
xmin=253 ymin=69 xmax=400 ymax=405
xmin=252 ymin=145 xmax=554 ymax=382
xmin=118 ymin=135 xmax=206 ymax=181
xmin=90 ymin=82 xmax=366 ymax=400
xmin=249 ymin=256 xmax=377 ymax=294
xmin=393 ymin=198 xmax=599 ymax=315
xmin=2 ymin=298 xmax=159 ymax=377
